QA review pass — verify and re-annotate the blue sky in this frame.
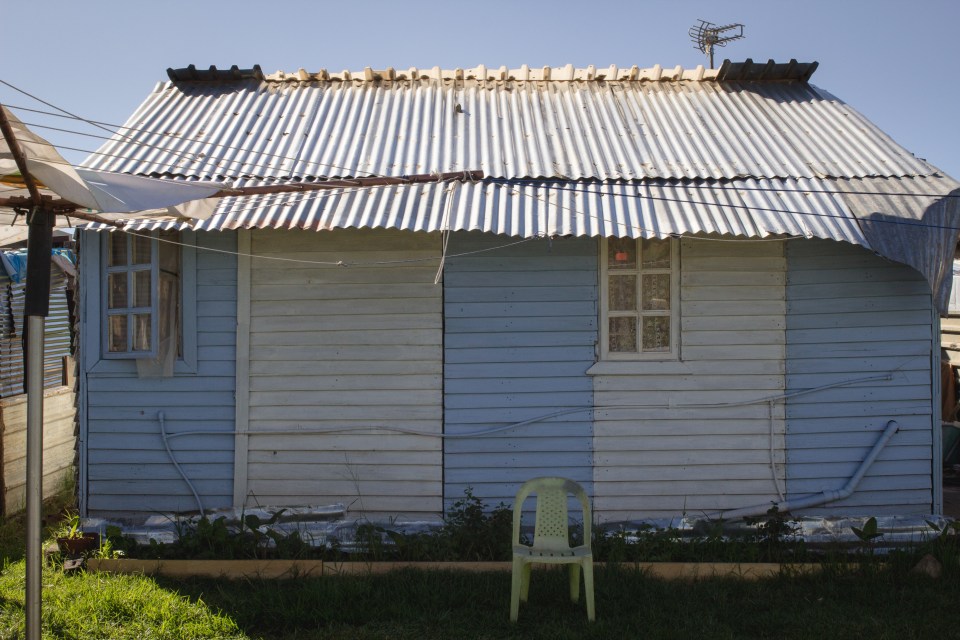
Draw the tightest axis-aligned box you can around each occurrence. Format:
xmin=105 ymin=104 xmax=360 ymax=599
xmin=2 ymin=0 xmax=957 ymax=177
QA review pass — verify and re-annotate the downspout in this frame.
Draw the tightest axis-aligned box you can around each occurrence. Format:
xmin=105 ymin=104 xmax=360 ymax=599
xmin=713 ymin=419 xmax=900 ymax=521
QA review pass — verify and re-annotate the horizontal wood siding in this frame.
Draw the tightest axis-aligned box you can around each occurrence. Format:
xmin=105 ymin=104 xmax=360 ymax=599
xmin=1 ymin=387 xmax=76 ymax=515
xmin=593 ymin=239 xmax=787 ymax=521
xmin=443 ymin=233 xmax=596 ymax=509
xmin=82 ymin=231 xmax=237 ymax=516
xmin=785 ymin=240 xmax=934 ymax=516
xmin=244 ymin=229 xmax=442 ymax=519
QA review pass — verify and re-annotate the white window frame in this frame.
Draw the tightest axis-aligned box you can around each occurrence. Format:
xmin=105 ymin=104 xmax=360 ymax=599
xmin=101 ymin=232 xmax=160 ymax=359
xmin=88 ymin=230 xmax=197 ymax=374
xmin=599 ymin=237 xmax=680 ymax=361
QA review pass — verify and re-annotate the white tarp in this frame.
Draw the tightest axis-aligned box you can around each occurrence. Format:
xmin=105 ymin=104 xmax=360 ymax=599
xmin=0 ymin=105 xmax=222 ymax=231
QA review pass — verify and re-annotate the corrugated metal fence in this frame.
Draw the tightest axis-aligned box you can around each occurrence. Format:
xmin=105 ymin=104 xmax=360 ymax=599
xmin=0 ymin=253 xmax=74 ymax=397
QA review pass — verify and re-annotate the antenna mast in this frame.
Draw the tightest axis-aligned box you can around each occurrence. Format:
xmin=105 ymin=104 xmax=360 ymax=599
xmin=689 ymin=20 xmax=745 ymax=68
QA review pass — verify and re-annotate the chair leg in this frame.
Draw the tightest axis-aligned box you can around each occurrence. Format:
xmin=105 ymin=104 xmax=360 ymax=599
xmin=510 ymin=557 xmax=524 ymax=622
xmin=582 ymin=558 xmax=595 ymax=622
xmin=520 ymin=562 xmax=532 ymax=602
xmin=568 ymin=563 xmax=581 ymax=603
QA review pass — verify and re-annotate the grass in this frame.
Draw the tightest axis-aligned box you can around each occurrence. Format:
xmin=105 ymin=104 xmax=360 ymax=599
xmin=2 ymin=489 xmax=959 ymax=638
xmin=0 ymin=562 xmax=953 ymax=640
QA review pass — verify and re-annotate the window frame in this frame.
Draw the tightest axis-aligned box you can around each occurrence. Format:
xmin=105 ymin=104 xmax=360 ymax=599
xmin=87 ymin=229 xmax=197 ymax=374
xmin=101 ymin=233 xmax=161 ymax=359
xmin=598 ymin=236 xmax=681 ymax=361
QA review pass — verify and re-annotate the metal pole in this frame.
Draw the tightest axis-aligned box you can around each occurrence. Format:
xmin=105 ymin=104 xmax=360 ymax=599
xmin=24 ymin=208 xmax=53 ymax=640
xmin=24 ymin=314 xmax=44 ymax=640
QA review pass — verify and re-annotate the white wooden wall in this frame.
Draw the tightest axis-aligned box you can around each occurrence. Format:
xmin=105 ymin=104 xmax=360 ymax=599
xmin=443 ymin=233 xmax=596 ymax=509
xmin=785 ymin=240 xmax=935 ymax=515
xmin=81 ymin=230 xmax=237 ymax=516
xmin=238 ymin=229 xmax=444 ymax=519
xmin=592 ymin=239 xmax=787 ymax=521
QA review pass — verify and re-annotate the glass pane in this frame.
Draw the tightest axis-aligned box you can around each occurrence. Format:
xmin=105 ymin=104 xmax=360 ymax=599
xmin=108 ymin=316 xmax=127 ymax=352
xmin=131 ymin=234 xmax=152 ymax=265
xmin=107 ymin=273 xmax=127 ymax=309
xmin=642 ymin=274 xmax=671 ymax=311
xmin=133 ymin=270 xmax=152 ymax=308
xmin=641 ymin=238 xmax=671 ymax=269
xmin=609 ymin=317 xmax=637 ymax=353
xmin=607 ymin=238 xmax=636 ymax=270
xmin=132 ymin=314 xmax=151 ymax=352
xmin=642 ymin=316 xmax=670 ymax=352
xmin=108 ymin=234 xmax=127 ymax=267
xmin=608 ymin=275 xmax=637 ymax=311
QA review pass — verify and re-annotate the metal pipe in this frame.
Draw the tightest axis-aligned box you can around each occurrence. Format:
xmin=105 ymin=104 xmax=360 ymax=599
xmin=24 ymin=315 xmax=44 ymax=640
xmin=714 ymin=420 xmax=901 ymax=521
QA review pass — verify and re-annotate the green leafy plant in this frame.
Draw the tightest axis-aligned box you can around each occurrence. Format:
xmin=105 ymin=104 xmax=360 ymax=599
xmin=851 ymin=517 xmax=882 ymax=543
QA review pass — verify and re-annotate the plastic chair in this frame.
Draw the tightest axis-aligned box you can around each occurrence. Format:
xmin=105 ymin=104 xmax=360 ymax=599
xmin=509 ymin=476 xmax=595 ymax=622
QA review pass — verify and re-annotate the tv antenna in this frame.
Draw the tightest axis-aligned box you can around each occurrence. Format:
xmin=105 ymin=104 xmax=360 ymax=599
xmin=689 ymin=20 xmax=745 ymax=68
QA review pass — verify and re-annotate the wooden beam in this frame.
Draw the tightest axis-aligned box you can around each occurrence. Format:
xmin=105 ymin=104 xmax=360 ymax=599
xmin=213 ymin=170 xmax=484 ymax=198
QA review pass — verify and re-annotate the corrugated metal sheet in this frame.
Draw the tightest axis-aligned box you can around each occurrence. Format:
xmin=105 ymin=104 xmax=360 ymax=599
xmin=82 ymin=71 xmax=936 ymax=182
xmin=0 ymin=266 xmax=72 ymax=397
xmin=79 ymin=63 xmax=960 ymax=312
xmin=101 ymin=177 xmax=868 ymax=244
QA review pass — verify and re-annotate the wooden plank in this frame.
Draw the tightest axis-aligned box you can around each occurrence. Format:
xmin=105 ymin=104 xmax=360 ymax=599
xmin=250 ymin=297 xmax=442 ymax=317
xmin=250 ymin=389 xmax=442 ymax=407
xmin=251 ymin=344 xmax=443 ymax=362
xmin=249 ymin=405 xmax=440 ymax=421
xmin=682 ymin=330 xmax=785 ymax=347
xmin=251 ymin=375 xmax=442 ymax=392
xmin=683 ymin=285 xmax=785 ymax=302
xmin=251 ymin=360 xmax=441 ymax=376
xmin=252 ymin=329 xmax=440 ymax=347
xmin=252 ymin=314 xmax=441 ymax=333
xmin=90 ymin=558 xmax=326 ymax=580
xmin=224 ymin=238 xmax=249 ymax=508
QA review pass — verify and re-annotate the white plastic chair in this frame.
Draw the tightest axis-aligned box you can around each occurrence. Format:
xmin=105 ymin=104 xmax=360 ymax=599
xmin=510 ymin=476 xmax=595 ymax=622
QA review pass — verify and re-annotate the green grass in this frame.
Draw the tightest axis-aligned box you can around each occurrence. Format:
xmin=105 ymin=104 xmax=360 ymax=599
xmin=0 ymin=561 xmax=244 ymax=639
xmin=2 ymin=491 xmax=959 ymax=638
xmin=0 ymin=559 xmax=958 ymax=639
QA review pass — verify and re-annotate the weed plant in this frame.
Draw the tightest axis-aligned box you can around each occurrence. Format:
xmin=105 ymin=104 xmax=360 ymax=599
xmin=91 ymin=493 xmax=960 ymax=572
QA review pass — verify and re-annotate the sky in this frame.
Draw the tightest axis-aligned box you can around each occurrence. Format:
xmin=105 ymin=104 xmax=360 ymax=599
xmin=1 ymin=0 xmax=958 ymax=177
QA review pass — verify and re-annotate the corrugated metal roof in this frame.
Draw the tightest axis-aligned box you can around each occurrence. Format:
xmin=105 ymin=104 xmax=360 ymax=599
xmin=105 ymin=176 xmax=878 ymax=243
xmin=79 ymin=61 xmax=960 ymax=312
xmin=82 ymin=63 xmax=935 ymax=183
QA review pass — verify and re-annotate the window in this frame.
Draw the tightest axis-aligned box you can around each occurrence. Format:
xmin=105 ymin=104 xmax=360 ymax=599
xmin=102 ymin=231 xmax=181 ymax=360
xmin=600 ymin=237 xmax=679 ymax=359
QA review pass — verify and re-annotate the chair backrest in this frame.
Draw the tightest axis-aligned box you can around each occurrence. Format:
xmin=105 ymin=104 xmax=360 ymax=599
xmin=513 ymin=477 xmax=592 ymax=551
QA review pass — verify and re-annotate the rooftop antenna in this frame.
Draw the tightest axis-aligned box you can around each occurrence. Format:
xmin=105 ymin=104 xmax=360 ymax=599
xmin=689 ymin=20 xmax=745 ymax=69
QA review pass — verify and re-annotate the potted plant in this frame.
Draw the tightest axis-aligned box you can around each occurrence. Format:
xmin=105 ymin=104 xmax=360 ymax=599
xmin=55 ymin=512 xmax=99 ymax=556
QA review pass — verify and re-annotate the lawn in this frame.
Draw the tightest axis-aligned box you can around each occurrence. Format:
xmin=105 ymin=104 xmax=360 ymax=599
xmin=0 ymin=560 xmax=959 ymax=639
xmin=1 ymin=491 xmax=958 ymax=639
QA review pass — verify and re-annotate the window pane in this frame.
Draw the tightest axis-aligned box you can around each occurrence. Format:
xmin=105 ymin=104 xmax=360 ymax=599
xmin=641 ymin=238 xmax=671 ymax=269
xmin=132 ymin=314 xmax=151 ymax=352
xmin=607 ymin=238 xmax=636 ymax=270
xmin=107 ymin=273 xmax=128 ymax=309
xmin=133 ymin=269 xmax=152 ymax=308
xmin=108 ymin=234 xmax=127 ymax=267
xmin=608 ymin=275 xmax=637 ymax=311
xmin=609 ymin=317 xmax=637 ymax=352
xmin=108 ymin=316 xmax=127 ymax=352
xmin=641 ymin=274 xmax=671 ymax=311
xmin=131 ymin=234 xmax=152 ymax=265
xmin=642 ymin=316 xmax=670 ymax=352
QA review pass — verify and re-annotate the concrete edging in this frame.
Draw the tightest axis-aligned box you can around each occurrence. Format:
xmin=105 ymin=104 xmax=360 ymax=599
xmin=87 ymin=559 xmax=820 ymax=580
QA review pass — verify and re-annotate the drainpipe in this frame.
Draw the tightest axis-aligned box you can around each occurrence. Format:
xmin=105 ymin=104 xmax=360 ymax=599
xmin=714 ymin=420 xmax=900 ymax=521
